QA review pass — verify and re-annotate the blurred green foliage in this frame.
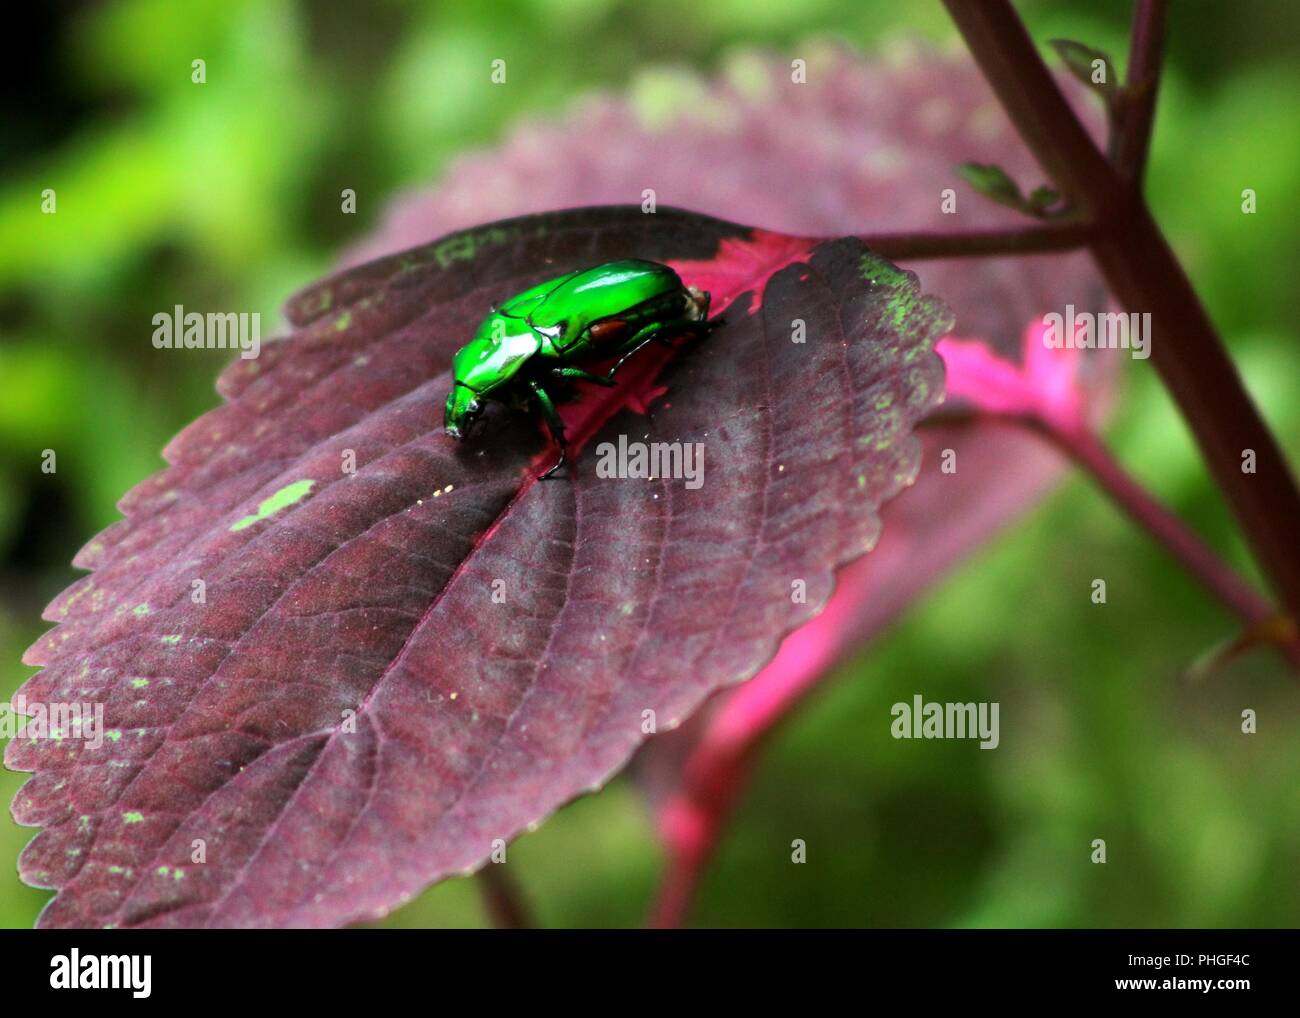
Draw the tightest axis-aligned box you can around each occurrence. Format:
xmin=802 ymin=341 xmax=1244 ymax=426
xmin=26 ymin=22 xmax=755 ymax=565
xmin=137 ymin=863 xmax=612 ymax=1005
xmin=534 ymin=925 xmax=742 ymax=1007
xmin=2 ymin=0 xmax=1297 ymax=928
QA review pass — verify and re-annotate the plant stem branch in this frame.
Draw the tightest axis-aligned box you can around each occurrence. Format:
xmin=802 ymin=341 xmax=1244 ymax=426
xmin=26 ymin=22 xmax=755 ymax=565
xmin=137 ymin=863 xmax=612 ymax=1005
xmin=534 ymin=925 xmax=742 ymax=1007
xmin=943 ymin=0 xmax=1300 ymax=629
xmin=1045 ymin=424 xmax=1277 ymax=629
xmin=1040 ymin=420 xmax=1300 ymax=673
xmin=942 ymin=0 xmax=1121 ymax=217
xmin=651 ymin=2 xmax=1293 ymax=928
xmin=649 ymin=733 xmax=768 ymax=929
xmin=649 ymin=409 xmax=1300 ymax=928
xmin=860 ymin=221 xmax=1091 ymax=260
xmin=1115 ymin=0 xmax=1169 ymax=179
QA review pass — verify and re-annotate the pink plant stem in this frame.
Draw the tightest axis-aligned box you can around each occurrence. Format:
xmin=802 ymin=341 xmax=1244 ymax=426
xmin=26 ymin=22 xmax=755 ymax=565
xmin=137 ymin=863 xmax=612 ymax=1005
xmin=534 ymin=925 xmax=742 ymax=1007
xmin=649 ymin=731 xmax=764 ymax=929
xmin=649 ymin=413 xmax=1298 ymax=928
xmin=652 ymin=0 xmax=1299 ymax=929
xmin=1043 ymin=423 xmax=1277 ymax=628
xmin=649 ymin=774 xmax=749 ymax=928
xmin=1045 ymin=422 xmax=1300 ymax=672
xmin=1034 ymin=415 xmax=1300 ymax=672
xmin=943 ymin=0 xmax=1300 ymax=630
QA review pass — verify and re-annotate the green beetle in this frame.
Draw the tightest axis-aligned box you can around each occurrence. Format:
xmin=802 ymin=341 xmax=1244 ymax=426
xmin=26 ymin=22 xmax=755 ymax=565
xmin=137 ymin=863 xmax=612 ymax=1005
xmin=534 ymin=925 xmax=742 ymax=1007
xmin=444 ymin=259 xmax=713 ymax=477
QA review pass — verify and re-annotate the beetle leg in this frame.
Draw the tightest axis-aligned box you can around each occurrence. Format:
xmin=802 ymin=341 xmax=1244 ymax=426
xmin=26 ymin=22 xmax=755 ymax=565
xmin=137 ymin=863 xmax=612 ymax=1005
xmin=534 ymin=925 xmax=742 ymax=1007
xmin=551 ymin=366 xmax=616 ymax=387
xmin=601 ymin=324 xmax=670 ymax=380
xmin=540 ymin=448 xmax=567 ymax=480
xmin=528 ymin=379 xmax=569 ymax=479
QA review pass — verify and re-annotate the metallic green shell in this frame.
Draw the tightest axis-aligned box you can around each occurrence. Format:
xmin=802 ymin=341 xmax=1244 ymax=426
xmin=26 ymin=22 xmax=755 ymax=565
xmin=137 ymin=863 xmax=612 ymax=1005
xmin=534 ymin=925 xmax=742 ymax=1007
xmin=505 ymin=259 xmax=681 ymax=343
xmin=455 ymin=260 xmax=686 ymax=396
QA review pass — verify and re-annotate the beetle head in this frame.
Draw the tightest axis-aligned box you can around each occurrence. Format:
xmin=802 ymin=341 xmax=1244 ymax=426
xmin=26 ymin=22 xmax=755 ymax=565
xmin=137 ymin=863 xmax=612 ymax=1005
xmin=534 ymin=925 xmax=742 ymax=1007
xmin=444 ymin=382 xmax=484 ymax=440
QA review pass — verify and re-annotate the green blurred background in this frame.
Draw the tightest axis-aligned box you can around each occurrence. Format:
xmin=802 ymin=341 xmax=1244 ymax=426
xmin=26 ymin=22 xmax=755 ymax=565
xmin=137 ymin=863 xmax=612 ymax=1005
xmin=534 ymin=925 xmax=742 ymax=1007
xmin=2 ymin=0 xmax=1298 ymax=928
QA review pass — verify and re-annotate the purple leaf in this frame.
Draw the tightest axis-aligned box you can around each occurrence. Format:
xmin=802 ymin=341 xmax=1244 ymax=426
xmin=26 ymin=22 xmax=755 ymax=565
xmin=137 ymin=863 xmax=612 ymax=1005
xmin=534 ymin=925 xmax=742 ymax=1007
xmin=346 ymin=47 xmax=1112 ymax=631
xmin=337 ymin=45 xmax=1113 ymax=868
xmin=10 ymin=206 xmax=948 ymax=927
